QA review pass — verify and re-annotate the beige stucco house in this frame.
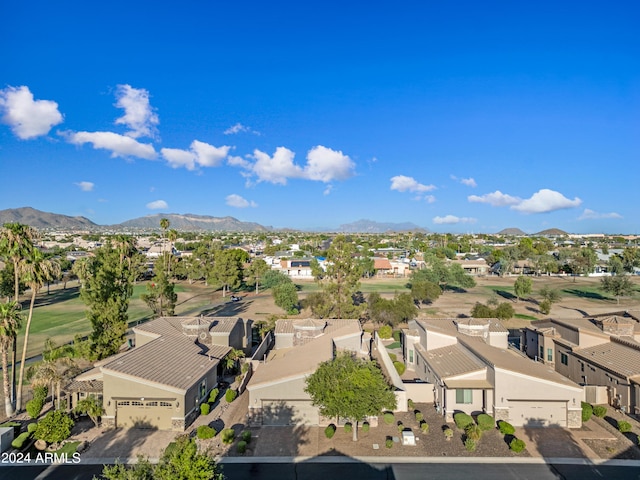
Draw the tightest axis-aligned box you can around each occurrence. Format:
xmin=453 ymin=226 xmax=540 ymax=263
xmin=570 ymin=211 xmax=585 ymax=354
xmin=68 ymin=316 xmax=251 ymax=431
xmin=246 ymin=318 xmax=368 ymax=426
xmin=522 ymin=311 xmax=640 ymax=414
xmin=404 ymin=318 xmax=583 ymax=428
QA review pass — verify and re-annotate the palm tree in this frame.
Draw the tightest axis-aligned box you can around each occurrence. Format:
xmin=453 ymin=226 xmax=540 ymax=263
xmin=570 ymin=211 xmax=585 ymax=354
xmin=16 ymin=251 xmax=60 ymax=411
xmin=0 ymin=301 xmax=21 ymax=417
xmin=223 ymin=348 xmax=246 ymax=375
xmin=28 ymin=341 xmax=80 ymax=410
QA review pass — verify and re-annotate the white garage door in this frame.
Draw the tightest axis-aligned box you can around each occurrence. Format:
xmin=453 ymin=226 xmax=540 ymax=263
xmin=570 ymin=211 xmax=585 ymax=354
xmin=116 ymin=399 xmax=174 ymax=430
xmin=261 ymin=400 xmax=319 ymax=426
xmin=508 ymin=400 xmax=567 ymax=427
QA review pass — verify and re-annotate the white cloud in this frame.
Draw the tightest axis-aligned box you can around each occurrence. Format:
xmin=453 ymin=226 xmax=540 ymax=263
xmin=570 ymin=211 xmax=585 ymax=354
xmin=225 ymin=194 xmax=257 ymax=208
xmin=223 ymin=123 xmax=260 ymax=135
xmin=433 ymin=215 xmax=477 ymax=225
xmin=0 ymin=86 xmax=63 ymax=139
xmin=65 ymin=131 xmax=157 ymax=160
xmin=511 ymin=189 xmax=581 ymax=214
xmin=75 ymin=181 xmax=94 ymax=192
xmin=423 ymin=195 xmax=436 ymax=203
xmin=304 ymin=146 xmax=355 ymax=182
xmin=227 ymin=155 xmax=252 ymax=169
xmin=390 ymin=175 xmax=436 ymax=193
xmin=146 ymin=200 xmax=168 ymax=210
xmin=461 ymin=177 xmax=477 ymax=187
xmin=114 ymin=85 xmax=159 ymax=139
xmin=323 ymin=185 xmax=333 ymax=196
xmin=161 ymin=140 xmax=230 ymax=170
xmin=578 ymin=209 xmax=622 ymax=220
xmin=251 ymin=147 xmax=303 ymax=185
xmin=468 ymin=190 xmax=521 ymax=207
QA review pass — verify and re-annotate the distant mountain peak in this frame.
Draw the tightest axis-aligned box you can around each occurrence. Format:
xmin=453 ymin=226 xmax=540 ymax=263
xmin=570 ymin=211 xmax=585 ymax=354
xmin=0 ymin=207 xmax=97 ymax=229
xmin=338 ymin=219 xmax=429 ymax=233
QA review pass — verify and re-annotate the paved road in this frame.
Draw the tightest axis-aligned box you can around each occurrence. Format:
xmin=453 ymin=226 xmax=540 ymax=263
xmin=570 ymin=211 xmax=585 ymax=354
xmin=1 ymin=459 xmax=639 ymax=480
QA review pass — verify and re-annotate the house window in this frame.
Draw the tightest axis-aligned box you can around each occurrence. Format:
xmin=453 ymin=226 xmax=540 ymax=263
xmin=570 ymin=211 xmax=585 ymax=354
xmin=199 ymin=380 xmax=207 ymax=399
xmin=146 ymin=401 xmax=158 ymax=407
xmin=131 ymin=401 xmax=143 ymax=406
xmin=160 ymin=401 xmax=172 ymax=407
xmin=409 ymin=350 xmax=414 ymax=363
xmin=117 ymin=401 xmax=130 ymax=407
xmin=547 ymin=348 xmax=553 ymax=362
xmin=560 ymin=353 xmax=568 ymax=365
xmin=539 ymin=346 xmax=544 ymax=359
xmin=580 ymin=362 xmax=584 ymax=372
xmin=456 ymin=389 xmax=473 ymax=404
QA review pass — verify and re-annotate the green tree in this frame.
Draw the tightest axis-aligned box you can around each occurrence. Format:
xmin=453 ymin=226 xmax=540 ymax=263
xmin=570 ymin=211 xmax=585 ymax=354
xmin=621 ymin=247 xmax=640 ymax=273
xmin=75 ymin=240 xmax=137 ymax=360
xmin=272 ymin=281 xmax=299 ymax=314
xmin=539 ymin=286 xmax=562 ymax=314
xmin=601 ymin=275 xmax=635 ymax=304
xmin=141 ymin=262 xmax=177 ymax=318
xmin=494 ymin=302 xmax=515 ymax=320
xmin=305 ymin=352 xmax=396 ymax=441
xmin=154 ymin=435 xmax=224 ymax=480
xmin=210 ymin=249 xmax=244 ymax=297
xmin=410 ymin=278 xmax=441 ymax=305
xmin=572 ymin=247 xmax=598 ymax=277
xmin=0 ymin=301 xmax=20 ymax=417
xmin=513 ymin=276 xmax=532 ymax=302
xmin=75 ymin=394 xmax=104 ymax=427
xmin=471 ymin=302 xmax=493 ymax=318
xmin=223 ymin=348 xmax=246 ymax=374
xmin=245 ymin=258 xmax=270 ymax=294
xmin=608 ymin=256 xmax=625 ymax=276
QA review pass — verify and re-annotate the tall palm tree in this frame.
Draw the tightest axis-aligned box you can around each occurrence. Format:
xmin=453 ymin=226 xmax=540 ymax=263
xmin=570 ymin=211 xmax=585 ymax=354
xmin=28 ymin=341 xmax=80 ymax=410
xmin=0 ymin=223 xmax=36 ymax=408
xmin=16 ymin=251 xmax=60 ymax=411
xmin=0 ymin=301 xmax=21 ymax=417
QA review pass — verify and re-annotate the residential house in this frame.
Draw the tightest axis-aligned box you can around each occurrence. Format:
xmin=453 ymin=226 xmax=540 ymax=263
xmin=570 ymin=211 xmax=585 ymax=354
xmin=451 ymin=258 xmax=489 ymax=276
xmin=278 ymin=258 xmax=315 ymax=279
xmin=403 ymin=318 xmax=583 ymax=427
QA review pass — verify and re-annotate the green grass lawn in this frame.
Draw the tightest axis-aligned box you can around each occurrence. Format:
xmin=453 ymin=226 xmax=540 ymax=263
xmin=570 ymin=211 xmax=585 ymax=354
xmin=514 ymin=313 xmax=538 ymax=321
xmin=296 ymin=278 xmax=409 ymax=294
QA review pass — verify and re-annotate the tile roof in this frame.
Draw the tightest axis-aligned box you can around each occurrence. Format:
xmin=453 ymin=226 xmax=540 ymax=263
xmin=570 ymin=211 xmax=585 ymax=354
xmin=573 ymin=341 xmax=640 ymax=378
xmin=421 ymin=343 xmax=486 ymax=379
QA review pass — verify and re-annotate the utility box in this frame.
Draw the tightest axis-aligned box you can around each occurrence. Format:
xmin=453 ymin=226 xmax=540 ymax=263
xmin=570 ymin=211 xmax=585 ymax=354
xmin=401 ymin=430 xmax=416 ymax=446
xmin=0 ymin=427 xmax=14 ymax=453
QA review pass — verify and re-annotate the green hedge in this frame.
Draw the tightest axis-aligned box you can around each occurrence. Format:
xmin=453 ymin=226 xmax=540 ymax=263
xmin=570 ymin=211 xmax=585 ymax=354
xmin=344 ymin=422 xmax=352 ymax=433
xmin=454 ymin=412 xmax=474 ymax=430
xmin=593 ymin=405 xmax=607 ymax=418
xmin=420 ymin=421 xmax=429 ymax=433
xmin=618 ymin=421 xmax=632 ymax=433
xmin=476 ymin=413 xmax=495 ymax=431
xmin=378 ymin=326 xmax=392 ymax=339
xmin=498 ymin=420 xmax=515 ymax=435
xmin=415 ymin=411 xmax=423 ymax=422
xmin=362 ymin=422 xmax=370 ymax=432
xmin=11 ymin=432 xmax=31 ymax=449
xmin=581 ymin=402 xmax=593 ymax=422
xmin=26 ymin=398 xmax=44 ymax=419
xmin=241 ymin=430 xmax=252 ymax=443
xmin=385 ymin=437 xmax=393 ymax=448
xmin=197 ymin=425 xmax=216 ymax=439
xmin=200 ymin=403 xmax=210 ymax=415
xmin=324 ymin=424 xmax=336 ymax=439
xmin=509 ymin=438 xmax=526 ymax=453
xmin=27 ymin=423 xmax=37 ymax=434
xmin=208 ymin=388 xmax=219 ymax=403
xmin=393 ymin=361 xmax=406 ymax=376
xmin=221 ymin=428 xmax=235 ymax=444
xmin=464 ymin=438 xmax=477 ymax=451
xmin=383 ymin=412 xmax=394 ymax=424
xmin=34 ymin=410 xmax=74 ymax=444
xmin=237 ymin=440 xmax=247 ymax=454
xmin=225 ymin=389 xmax=238 ymax=403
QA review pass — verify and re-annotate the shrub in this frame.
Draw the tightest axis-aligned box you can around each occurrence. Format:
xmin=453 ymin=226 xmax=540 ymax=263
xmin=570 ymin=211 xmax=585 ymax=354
xmin=197 ymin=425 xmax=216 ymax=439
xmin=241 ymin=430 xmax=252 ymax=443
xmin=385 ymin=437 xmax=393 ymax=448
xmin=464 ymin=438 xmax=477 ymax=452
xmin=581 ymin=402 xmax=593 ymax=422
xmin=476 ymin=413 xmax=495 ymax=431
xmin=420 ymin=422 xmax=429 ymax=434
xmin=378 ymin=325 xmax=392 ymax=339
xmin=388 ymin=353 xmax=397 ymax=362
xmin=200 ymin=403 xmax=210 ymax=415
xmin=344 ymin=422 xmax=352 ymax=433
xmin=325 ymin=424 xmax=336 ymax=439
xmin=236 ymin=440 xmax=247 ymax=454
xmin=397 ymin=422 xmax=404 ymax=432
xmin=407 ymin=398 xmax=415 ymax=409
xmin=498 ymin=420 xmax=515 ymax=436
xmin=34 ymin=410 xmax=74 ymax=444
xmin=362 ymin=422 xmax=370 ymax=433
xmin=415 ymin=411 xmax=423 ymax=422
xmin=221 ymin=428 xmax=235 ymax=444
xmin=241 ymin=362 xmax=249 ymax=374
xmin=393 ymin=361 xmax=406 ymax=376
xmin=618 ymin=421 xmax=633 ymax=433
xmin=11 ymin=432 xmax=31 ymax=449
xmin=465 ymin=423 xmax=482 ymax=441
xmin=26 ymin=398 xmax=44 ymax=419
xmin=454 ymin=412 xmax=474 ymax=430
xmin=33 ymin=385 xmax=48 ymax=402
xmin=208 ymin=388 xmax=219 ymax=403
xmin=383 ymin=412 xmax=394 ymax=424
xmin=593 ymin=405 xmax=607 ymax=418
xmin=539 ymin=299 xmax=551 ymax=315
xmin=225 ymin=389 xmax=238 ymax=403
xmin=509 ymin=438 xmax=526 ymax=453
xmin=27 ymin=423 xmax=37 ymax=434
xmin=444 ymin=428 xmax=453 ymax=439
xmin=392 ymin=330 xmax=401 ymax=342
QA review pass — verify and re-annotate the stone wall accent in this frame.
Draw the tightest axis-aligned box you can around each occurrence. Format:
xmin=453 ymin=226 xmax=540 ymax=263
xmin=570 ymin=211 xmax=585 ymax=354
xmin=102 ymin=416 xmax=116 ymax=428
xmin=567 ymin=409 xmax=582 ymax=429
xmin=493 ymin=407 xmax=509 ymax=423
xmin=171 ymin=418 xmax=186 ymax=431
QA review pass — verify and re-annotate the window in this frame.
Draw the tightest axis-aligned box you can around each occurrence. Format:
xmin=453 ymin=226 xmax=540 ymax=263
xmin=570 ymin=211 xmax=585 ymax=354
xmin=456 ymin=389 xmax=473 ymax=404
xmin=131 ymin=401 xmax=143 ymax=406
xmin=560 ymin=353 xmax=568 ymax=365
xmin=539 ymin=346 xmax=544 ymax=359
xmin=547 ymin=348 xmax=553 ymax=362
xmin=146 ymin=401 xmax=158 ymax=407
xmin=199 ymin=380 xmax=207 ymax=399
xmin=117 ymin=401 xmax=130 ymax=407
xmin=160 ymin=401 xmax=172 ymax=407
xmin=409 ymin=350 xmax=414 ymax=363
xmin=580 ymin=362 xmax=584 ymax=372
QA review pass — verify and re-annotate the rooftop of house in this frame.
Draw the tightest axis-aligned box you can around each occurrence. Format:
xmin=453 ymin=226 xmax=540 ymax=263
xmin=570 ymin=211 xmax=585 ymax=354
xmin=573 ymin=340 xmax=640 ymax=379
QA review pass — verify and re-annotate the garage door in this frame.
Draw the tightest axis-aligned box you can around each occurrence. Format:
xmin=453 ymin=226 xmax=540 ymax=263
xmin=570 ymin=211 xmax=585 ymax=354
xmin=116 ymin=399 xmax=174 ymax=430
xmin=508 ymin=400 xmax=567 ymax=427
xmin=261 ymin=400 xmax=319 ymax=426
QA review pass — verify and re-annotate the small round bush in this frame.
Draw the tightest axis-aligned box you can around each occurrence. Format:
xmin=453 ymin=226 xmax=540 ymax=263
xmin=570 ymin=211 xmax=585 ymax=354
xmin=27 ymin=422 xmax=37 ymax=434
xmin=221 ymin=428 xmax=235 ymax=444
xmin=397 ymin=422 xmax=404 ymax=432
xmin=225 ymin=389 xmax=238 ymax=403
xmin=324 ymin=424 xmax=336 ymax=439
xmin=444 ymin=428 xmax=453 ymax=439
xmin=385 ymin=437 xmax=393 ymax=448
xmin=26 ymin=398 xmax=44 ymax=419
xmin=592 ymin=405 xmax=607 ymax=418
xmin=618 ymin=420 xmax=633 ymax=433
xmin=464 ymin=438 xmax=477 ymax=452
xmin=454 ymin=412 xmax=474 ymax=430
xmin=415 ymin=411 xmax=424 ymax=422
xmin=383 ymin=412 xmax=394 ymax=425
xmin=420 ymin=421 xmax=429 ymax=433
xmin=539 ymin=300 xmax=551 ymax=315
xmin=393 ymin=361 xmax=406 ymax=376
xmin=392 ymin=330 xmax=401 ymax=342
xmin=407 ymin=398 xmax=415 ymax=409
xmin=236 ymin=440 xmax=247 ymax=454
xmin=498 ymin=420 xmax=515 ymax=436
xmin=362 ymin=422 xmax=370 ymax=433
xmin=208 ymin=388 xmax=219 ymax=403
xmin=388 ymin=353 xmax=397 ymax=362
xmin=465 ymin=423 xmax=482 ymax=441
xmin=200 ymin=403 xmax=210 ymax=415
xmin=476 ymin=413 xmax=495 ymax=431
xmin=241 ymin=430 xmax=252 ymax=443
xmin=509 ymin=438 xmax=526 ymax=453
xmin=581 ymin=402 xmax=593 ymax=422
xmin=344 ymin=422 xmax=352 ymax=433
xmin=197 ymin=425 xmax=216 ymax=439
xmin=378 ymin=325 xmax=392 ymax=339
xmin=11 ymin=432 xmax=31 ymax=449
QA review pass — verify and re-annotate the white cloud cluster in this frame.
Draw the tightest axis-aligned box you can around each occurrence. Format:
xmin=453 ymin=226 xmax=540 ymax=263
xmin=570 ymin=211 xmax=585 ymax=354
xmin=578 ymin=209 xmax=622 ymax=220
xmin=147 ymin=200 xmax=168 ymax=210
xmin=226 ymin=194 xmax=257 ymax=208
xmin=451 ymin=175 xmax=477 ymax=188
xmin=469 ymin=188 xmax=581 ymax=214
xmin=433 ymin=215 xmax=477 ymax=225
xmin=161 ymin=140 xmax=231 ymax=170
xmin=234 ymin=146 xmax=356 ymax=185
xmin=75 ymin=181 xmax=94 ymax=192
xmin=0 ymin=86 xmax=63 ymax=139
xmin=223 ymin=123 xmax=260 ymax=135
xmin=66 ymin=131 xmax=157 ymax=160
xmin=114 ymin=85 xmax=159 ymax=139
xmin=390 ymin=175 xmax=435 ymax=193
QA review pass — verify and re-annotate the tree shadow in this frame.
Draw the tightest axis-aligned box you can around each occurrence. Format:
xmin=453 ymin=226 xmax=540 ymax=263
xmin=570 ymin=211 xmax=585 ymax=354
xmin=201 ymin=299 xmax=251 ymax=317
xmin=558 ymin=305 xmax=590 ymax=317
xmin=562 ymin=289 xmax=610 ymax=301
xmin=29 ymin=286 xmax=80 ymax=308
xmin=495 ymin=290 xmax=517 ymax=301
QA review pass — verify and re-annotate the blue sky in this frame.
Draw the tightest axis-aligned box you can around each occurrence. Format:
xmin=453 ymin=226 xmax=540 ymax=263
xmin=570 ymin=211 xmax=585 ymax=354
xmin=1 ymin=1 xmax=638 ymax=233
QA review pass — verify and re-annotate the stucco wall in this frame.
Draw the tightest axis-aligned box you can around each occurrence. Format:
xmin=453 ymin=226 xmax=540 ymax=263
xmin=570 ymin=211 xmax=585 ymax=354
xmin=425 ymin=330 xmax=457 ymax=351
